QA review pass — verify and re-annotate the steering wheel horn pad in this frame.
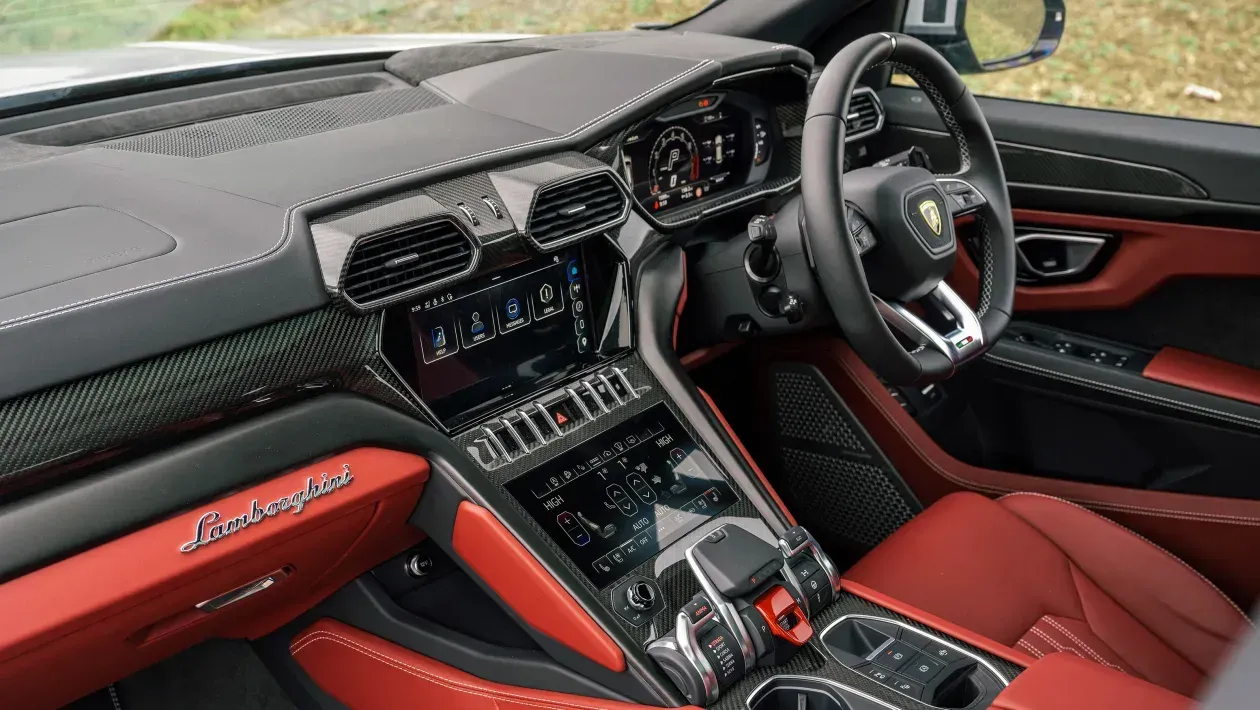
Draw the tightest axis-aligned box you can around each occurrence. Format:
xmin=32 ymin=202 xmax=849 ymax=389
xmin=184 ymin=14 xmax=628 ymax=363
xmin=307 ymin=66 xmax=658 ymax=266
xmin=844 ymin=165 xmax=956 ymax=304
xmin=801 ymin=32 xmax=1016 ymax=385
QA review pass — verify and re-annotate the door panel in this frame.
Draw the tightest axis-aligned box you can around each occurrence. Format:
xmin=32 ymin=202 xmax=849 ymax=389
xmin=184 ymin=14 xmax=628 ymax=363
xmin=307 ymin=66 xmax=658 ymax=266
xmin=869 ymin=87 xmax=1260 ymax=524
xmin=876 ymin=87 xmax=1260 ymax=209
xmin=737 ymin=337 xmax=1260 ymax=607
xmin=0 ymin=448 xmax=428 ymax=710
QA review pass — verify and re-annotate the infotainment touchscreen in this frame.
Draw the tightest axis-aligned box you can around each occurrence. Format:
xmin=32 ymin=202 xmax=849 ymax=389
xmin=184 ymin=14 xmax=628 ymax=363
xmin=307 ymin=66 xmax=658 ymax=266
xmin=505 ymin=404 xmax=738 ymax=589
xmin=381 ymin=246 xmax=600 ymax=429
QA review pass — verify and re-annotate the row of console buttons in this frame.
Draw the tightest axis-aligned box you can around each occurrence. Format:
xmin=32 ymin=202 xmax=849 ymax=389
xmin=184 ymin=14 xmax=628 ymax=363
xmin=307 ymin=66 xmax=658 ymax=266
xmin=530 ymin=419 xmax=665 ymax=499
xmin=856 ymin=635 xmax=963 ymax=701
xmin=467 ymin=366 xmax=642 ymax=470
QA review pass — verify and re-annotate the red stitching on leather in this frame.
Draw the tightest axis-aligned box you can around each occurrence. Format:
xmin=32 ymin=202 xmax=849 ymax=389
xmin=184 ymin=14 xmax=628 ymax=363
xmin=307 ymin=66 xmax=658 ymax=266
xmin=291 ymin=630 xmax=624 ymax=710
xmin=1001 ymin=492 xmax=1253 ymax=623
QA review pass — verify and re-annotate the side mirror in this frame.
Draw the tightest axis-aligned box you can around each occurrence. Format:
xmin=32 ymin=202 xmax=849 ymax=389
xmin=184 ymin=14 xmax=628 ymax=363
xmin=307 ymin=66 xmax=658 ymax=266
xmin=902 ymin=0 xmax=1065 ymax=74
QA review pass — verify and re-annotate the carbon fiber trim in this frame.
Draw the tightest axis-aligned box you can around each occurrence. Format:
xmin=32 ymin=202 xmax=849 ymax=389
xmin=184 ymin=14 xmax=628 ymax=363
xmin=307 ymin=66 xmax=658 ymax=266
xmin=886 ymin=127 xmax=1209 ymax=198
xmin=713 ymin=592 xmax=1023 ymax=710
xmin=0 ymin=307 xmax=417 ymax=495
xmin=454 ymin=353 xmax=764 ymax=646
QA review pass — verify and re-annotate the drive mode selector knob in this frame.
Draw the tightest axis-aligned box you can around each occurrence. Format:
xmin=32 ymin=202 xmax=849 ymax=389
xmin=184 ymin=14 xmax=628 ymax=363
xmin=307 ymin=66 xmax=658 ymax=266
xmin=627 ymin=580 xmax=657 ymax=611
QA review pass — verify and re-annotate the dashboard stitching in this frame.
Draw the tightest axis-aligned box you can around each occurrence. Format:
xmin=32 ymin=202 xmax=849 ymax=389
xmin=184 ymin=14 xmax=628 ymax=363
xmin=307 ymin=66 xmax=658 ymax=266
xmin=0 ymin=59 xmax=715 ymax=331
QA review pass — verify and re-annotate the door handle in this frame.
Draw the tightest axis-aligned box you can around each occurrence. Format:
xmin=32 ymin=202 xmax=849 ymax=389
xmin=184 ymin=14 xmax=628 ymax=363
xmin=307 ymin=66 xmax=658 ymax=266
xmin=196 ymin=566 xmax=291 ymax=612
xmin=1014 ymin=230 xmax=1112 ymax=282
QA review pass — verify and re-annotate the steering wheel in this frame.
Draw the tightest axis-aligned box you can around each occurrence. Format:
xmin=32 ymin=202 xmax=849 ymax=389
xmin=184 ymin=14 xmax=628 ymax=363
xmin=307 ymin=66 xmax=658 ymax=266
xmin=801 ymin=32 xmax=1016 ymax=385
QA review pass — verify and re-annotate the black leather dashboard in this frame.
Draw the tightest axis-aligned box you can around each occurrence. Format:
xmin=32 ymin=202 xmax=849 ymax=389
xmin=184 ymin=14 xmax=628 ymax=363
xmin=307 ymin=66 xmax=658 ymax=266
xmin=0 ymin=31 xmax=811 ymax=402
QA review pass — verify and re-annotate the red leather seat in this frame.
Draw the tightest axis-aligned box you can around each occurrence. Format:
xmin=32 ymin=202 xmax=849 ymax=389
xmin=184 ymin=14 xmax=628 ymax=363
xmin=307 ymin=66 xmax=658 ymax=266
xmin=845 ymin=492 xmax=1253 ymax=697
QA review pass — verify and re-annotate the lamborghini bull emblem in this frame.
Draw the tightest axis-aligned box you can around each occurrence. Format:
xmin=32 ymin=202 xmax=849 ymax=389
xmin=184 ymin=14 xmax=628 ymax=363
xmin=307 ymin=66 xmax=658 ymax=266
xmin=918 ymin=200 xmax=942 ymax=236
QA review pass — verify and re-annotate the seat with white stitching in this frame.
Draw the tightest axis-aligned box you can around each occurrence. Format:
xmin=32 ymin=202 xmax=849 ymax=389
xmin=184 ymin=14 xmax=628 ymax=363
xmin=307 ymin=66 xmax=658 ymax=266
xmin=845 ymin=491 xmax=1251 ymax=698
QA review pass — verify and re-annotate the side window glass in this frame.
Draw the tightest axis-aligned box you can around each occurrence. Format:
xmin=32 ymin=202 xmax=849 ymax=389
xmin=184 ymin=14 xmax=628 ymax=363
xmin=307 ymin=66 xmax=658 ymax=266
xmin=903 ymin=0 xmax=1256 ymax=126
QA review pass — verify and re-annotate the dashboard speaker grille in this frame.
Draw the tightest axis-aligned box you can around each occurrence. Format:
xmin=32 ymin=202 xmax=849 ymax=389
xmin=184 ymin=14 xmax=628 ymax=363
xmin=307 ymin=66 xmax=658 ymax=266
xmin=845 ymin=90 xmax=883 ymax=139
xmin=342 ymin=218 xmax=474 ymax=307
xmin=527 ymin=172 xmax=627 ymax=248
xmin=104 ymin=86 xmax=449 ymax=158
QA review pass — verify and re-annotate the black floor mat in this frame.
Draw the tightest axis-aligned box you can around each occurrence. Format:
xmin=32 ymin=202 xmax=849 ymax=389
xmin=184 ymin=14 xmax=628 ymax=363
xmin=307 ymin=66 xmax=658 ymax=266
xmin=65 ymin=640 xmax=295 ymax=710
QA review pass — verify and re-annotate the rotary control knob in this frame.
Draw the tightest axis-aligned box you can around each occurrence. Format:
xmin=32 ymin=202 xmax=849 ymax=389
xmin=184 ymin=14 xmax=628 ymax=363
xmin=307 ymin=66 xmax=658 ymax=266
xmin=627 ymin=580 xmax=657 ymax=611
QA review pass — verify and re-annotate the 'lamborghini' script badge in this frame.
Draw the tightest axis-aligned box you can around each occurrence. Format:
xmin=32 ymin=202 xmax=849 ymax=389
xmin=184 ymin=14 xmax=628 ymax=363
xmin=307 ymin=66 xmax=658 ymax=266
xmin=918 ymin=200 xmax=942 ymax=236
xmin=179 ymin=464 xmax=354 ymax=553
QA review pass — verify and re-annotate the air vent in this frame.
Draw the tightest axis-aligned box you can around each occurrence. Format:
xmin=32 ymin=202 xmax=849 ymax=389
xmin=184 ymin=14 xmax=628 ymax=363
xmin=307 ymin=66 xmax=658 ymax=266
xmin=845 ymin=89 xmax=884 ymax=141
xmin=342 ymin=217 xmax=475 ymax=308
xmin=527 ymin=172 xmax=628 ymax=249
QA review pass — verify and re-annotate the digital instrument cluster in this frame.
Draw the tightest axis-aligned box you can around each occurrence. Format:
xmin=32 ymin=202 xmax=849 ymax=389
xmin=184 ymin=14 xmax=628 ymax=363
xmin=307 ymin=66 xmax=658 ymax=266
xmin=506 ymin=404 xmax=738 ymax=588
xmin=621 ymin=93 xmax=772 ymax=214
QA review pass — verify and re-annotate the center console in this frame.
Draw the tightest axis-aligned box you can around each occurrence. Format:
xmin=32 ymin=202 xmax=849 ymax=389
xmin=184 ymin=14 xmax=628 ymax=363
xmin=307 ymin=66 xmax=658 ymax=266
xmin=380 ymin=236 xmax=1017 ymax=710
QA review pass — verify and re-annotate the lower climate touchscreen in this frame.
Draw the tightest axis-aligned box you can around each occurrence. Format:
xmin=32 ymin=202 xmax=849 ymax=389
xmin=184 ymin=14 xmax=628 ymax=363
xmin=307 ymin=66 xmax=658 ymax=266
xmin=505 ymin=404 xmax=738 ymax=588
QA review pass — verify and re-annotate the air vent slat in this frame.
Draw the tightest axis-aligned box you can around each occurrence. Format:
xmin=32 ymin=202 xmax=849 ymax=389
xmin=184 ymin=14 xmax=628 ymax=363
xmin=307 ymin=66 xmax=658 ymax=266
xmin=342 ymin=217 xmax=475 ymax=307
xmin=527 ymin=172 xmax=628 ymax=248
xmin=845 ymin=91 xmax=883 ymax=138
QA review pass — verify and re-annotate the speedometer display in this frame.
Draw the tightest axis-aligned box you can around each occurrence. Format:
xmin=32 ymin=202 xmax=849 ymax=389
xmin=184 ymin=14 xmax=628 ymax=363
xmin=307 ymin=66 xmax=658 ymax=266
xmin=650 ymin=127 xmax=699 ymax=196
xmin=621 ymin=95 xmax=759 ymax=214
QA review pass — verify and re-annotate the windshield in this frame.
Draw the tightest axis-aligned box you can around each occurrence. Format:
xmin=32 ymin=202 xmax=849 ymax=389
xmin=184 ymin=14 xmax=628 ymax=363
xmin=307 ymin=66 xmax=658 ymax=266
xmin=1 ymin=0 xmax=715 ymax=95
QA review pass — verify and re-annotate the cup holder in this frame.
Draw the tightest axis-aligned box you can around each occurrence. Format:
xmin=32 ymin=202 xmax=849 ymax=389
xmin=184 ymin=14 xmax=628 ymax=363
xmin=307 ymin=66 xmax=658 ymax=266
xmin=747 ymin=676 xmax=907 ymax=710
xmin=748 ymin=678 xmax=850 ymax=710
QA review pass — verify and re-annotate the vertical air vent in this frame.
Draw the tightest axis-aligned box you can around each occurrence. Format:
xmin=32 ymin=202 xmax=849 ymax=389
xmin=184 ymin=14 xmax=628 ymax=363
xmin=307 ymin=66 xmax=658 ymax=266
xmin=845 ymin=88 xmax=884 ymax=142
xmin=342 ymin=217 xmax=475 ymax=308
xmin=527 ymin=172 xmax=629 ymax=249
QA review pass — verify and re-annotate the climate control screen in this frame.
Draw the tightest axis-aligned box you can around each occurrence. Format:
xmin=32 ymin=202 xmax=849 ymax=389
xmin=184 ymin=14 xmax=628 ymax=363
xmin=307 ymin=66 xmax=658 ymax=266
xmin=506 ymin=404 xmax=738 ymax=588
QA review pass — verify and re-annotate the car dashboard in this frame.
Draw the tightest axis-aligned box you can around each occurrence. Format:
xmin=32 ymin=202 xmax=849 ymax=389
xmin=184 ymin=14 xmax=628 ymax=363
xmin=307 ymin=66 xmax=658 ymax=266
xmin=0 ymin=29 xmax=909 ymax=710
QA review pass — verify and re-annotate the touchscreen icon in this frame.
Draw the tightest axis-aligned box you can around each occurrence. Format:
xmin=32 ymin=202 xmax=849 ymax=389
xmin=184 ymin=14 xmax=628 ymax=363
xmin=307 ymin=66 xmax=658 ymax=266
xmin=531 ymin=278 xmax=565 ymax=320
xmin=627 ymin=473 xmax=658 ymax=504
xmin=606 ymin=484 xmax=638 ymax=517
xmin=470 ymin=312 xmax=485 ymax=335
xmin=431 ymin=326 xmax=446 ymax=349
xmin=556 ymin=511 xmax=590 ymax=547
xmin=505 ymin=298 xmax=521 ymax=320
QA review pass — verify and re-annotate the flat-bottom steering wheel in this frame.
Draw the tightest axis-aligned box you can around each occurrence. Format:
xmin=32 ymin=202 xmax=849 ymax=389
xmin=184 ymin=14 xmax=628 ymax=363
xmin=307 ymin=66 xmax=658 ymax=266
xmin=801 ymin=32 xmax=1017 ymax=385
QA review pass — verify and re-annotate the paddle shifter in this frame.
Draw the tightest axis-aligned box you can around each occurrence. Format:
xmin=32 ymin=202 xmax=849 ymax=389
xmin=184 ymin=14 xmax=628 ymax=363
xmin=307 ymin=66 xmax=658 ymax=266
xmin=647 ymin=524 xmax=841 ymax=705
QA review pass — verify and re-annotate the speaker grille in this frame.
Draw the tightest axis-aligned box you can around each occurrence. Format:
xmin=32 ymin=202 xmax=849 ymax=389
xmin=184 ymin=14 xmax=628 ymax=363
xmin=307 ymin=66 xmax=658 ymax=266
xmin=105 ymin=86 xmax=449 ymax=158
xmin=770 ymin=364 xmax=918 ymax=561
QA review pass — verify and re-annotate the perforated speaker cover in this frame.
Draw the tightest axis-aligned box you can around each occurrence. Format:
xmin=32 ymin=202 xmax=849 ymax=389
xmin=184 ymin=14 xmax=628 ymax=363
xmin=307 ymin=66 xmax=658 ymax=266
xmin=105 ymin=86 xmax=449 ymax=158
xmin=770 ymin=363 xmax=920 ymax=558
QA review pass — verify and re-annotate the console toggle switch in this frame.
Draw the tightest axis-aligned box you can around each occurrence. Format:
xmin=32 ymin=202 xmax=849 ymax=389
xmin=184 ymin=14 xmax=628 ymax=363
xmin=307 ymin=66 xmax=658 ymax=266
xmin=683 ymin=595 xmax=715 ymax=625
